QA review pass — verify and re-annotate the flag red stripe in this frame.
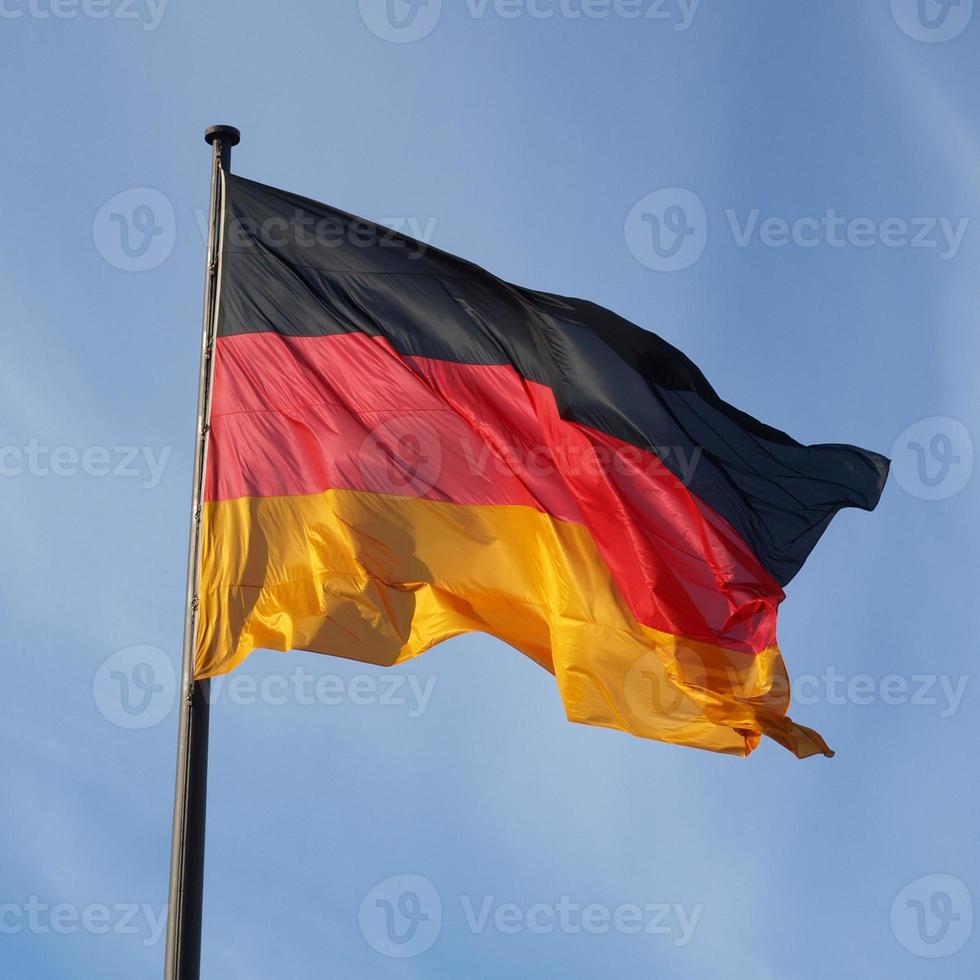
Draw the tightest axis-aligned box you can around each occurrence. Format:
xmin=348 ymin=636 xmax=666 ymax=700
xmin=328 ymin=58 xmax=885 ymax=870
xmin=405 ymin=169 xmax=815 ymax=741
xmin=206 ymin=330 xmax=784 ymax=653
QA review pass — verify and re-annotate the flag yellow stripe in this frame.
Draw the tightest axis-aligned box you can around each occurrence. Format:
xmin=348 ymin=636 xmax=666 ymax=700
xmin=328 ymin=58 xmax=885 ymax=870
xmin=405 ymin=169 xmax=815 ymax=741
xmin=198 ymin=489 xmax=831 ymax=757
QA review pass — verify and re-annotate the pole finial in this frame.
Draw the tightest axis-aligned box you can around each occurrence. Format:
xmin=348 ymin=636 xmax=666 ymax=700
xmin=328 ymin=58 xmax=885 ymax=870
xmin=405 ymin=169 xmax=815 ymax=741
xmin=204 ymin=124 xmax=241 ymax=146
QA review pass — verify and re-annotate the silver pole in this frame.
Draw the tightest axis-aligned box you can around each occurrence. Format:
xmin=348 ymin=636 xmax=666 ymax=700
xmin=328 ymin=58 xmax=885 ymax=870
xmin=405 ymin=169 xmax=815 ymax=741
xmin=164 ymin=123 xmax=240 ymax=980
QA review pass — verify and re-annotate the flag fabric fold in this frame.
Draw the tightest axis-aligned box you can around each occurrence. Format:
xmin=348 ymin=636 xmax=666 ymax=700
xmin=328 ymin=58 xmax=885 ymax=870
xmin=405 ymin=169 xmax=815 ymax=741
xmin=196 ymin=173 xmax=888 ymax=758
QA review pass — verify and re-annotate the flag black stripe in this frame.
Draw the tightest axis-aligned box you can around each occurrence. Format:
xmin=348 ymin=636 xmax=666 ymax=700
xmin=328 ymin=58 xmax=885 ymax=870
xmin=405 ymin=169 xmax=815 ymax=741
xmin=217 ymin=174 xmax=888 ymax=586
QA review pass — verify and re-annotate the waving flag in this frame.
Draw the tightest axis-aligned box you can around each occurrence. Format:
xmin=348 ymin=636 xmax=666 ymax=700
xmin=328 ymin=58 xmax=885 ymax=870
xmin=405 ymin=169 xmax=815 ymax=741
xmin=196 ymin=174 xmax=888 ymax=758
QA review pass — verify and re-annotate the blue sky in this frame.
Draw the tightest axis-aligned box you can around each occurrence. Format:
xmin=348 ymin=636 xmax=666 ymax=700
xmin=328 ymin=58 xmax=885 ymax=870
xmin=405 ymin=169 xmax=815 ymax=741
xmin=1 ymin=1 xmax=978 ymax=977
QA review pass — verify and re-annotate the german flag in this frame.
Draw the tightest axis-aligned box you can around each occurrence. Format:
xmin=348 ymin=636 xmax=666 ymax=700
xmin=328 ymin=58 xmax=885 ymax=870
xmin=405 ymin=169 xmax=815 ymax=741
xmin=197 ymin=175 xmax=888 ymax=758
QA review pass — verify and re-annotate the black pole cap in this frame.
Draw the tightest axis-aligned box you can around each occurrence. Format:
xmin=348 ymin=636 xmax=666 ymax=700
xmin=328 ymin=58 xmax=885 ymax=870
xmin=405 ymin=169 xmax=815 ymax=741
xmin=204 ymin=125 xmax=241 ymax=146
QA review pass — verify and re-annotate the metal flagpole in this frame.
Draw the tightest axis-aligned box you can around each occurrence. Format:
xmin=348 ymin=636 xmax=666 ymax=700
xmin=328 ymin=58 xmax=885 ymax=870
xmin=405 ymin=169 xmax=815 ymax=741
xmin=164 ymin=123 xmax=240 ymax=980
